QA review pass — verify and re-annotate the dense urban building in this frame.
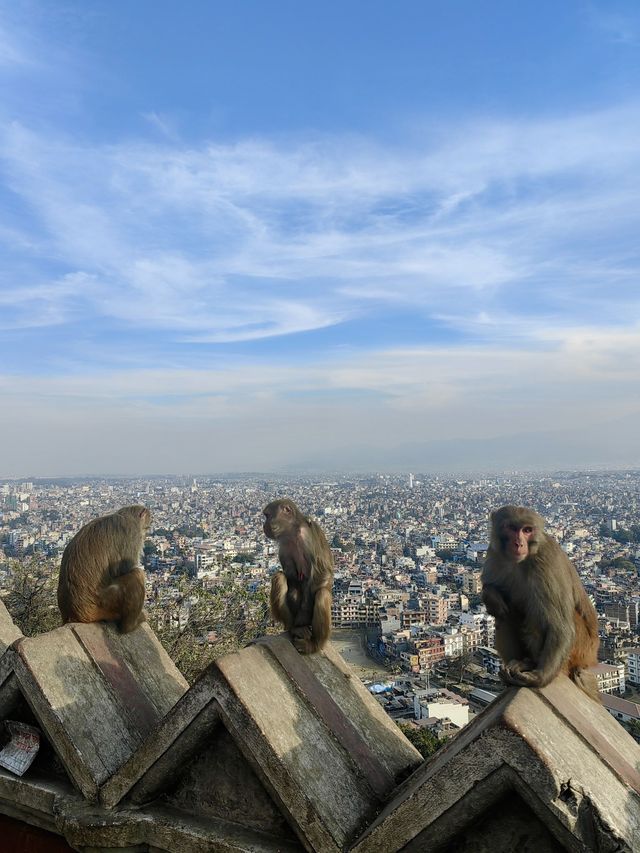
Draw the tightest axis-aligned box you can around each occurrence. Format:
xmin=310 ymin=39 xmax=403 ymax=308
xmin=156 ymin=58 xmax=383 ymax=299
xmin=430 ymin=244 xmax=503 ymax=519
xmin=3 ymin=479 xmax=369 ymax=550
xmin=2 ymin=470 xmax=640 ymax=739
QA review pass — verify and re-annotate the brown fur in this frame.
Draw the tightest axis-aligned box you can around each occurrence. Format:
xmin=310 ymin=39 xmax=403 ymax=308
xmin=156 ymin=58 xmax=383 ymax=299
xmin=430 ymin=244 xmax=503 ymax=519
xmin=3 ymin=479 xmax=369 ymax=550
xmin=481 ymin=505 xmax=600 ymax=701
xmin=57 ymin=505 xmax=150 ymax=633
xmin=263 ymin=498 xmax=333 ymax=654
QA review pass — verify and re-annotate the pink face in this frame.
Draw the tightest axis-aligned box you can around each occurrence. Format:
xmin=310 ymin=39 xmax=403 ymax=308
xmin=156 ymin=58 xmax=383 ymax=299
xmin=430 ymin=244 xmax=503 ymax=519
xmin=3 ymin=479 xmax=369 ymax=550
xmin=505 ymin=523 xmax=535 ymax=562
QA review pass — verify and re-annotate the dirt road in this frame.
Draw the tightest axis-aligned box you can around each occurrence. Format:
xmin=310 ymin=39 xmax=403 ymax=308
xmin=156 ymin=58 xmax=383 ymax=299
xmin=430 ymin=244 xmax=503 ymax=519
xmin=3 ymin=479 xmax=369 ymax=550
xmin=331 ymin=628 xmax=390 ymax=681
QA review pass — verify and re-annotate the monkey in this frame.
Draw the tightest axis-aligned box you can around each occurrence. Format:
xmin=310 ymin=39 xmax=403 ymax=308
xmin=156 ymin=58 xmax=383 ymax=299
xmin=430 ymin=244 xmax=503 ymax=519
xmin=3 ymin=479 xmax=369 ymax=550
xmin=263 ymin=498 xmax=334 ymax=654
xmin=481 ymin=505 xmax=600 ymax=701
xmin=57 ymin=505 xmax=151 ymax=634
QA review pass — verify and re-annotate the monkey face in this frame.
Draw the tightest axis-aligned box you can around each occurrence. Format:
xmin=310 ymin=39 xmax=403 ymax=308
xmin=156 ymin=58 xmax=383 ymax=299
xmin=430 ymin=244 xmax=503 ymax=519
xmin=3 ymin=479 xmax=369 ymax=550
xmin=504 ymin=523 xmax=536 ymax=562
xmin=263 ymin=500 xmax=294 ymax=539
xmin=491 ymin=506 xmax=544 ymax=563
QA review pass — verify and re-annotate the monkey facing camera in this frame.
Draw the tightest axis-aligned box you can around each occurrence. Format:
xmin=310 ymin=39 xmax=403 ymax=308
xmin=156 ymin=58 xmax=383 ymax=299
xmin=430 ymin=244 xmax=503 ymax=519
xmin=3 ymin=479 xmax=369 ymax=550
xmin=57 ymin=505 xmax=151 ymax=634
xmin=263 ymin=498 xmax=333 ymax=654
xmin=481 ymin=505 xmax=600 ymax=701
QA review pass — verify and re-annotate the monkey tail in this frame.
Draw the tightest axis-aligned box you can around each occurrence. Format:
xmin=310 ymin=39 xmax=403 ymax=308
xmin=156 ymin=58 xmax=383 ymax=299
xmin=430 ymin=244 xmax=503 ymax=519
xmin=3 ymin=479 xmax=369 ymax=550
xmin=570 ymin=667 xmax=600 ymax=703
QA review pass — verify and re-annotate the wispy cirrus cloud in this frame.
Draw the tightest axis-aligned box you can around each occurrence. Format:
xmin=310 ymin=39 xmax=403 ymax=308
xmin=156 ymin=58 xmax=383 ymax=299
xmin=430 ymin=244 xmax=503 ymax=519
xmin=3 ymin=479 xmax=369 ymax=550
xmin=2 ymin=322 xmax=639 ymax=405
xmin=2 ymin=103 xmax=640 ymax=356
xmin=2 ymin=1 xmax=640 ymax=475
xmin=0 ymin=8 xmax=38 ymax=68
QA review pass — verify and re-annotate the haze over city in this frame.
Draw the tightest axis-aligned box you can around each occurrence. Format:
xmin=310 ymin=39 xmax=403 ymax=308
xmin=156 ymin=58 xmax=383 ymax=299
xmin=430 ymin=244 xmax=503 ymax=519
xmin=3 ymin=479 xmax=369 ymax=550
xmin=1 ymin=1 xmax=640 ymax=476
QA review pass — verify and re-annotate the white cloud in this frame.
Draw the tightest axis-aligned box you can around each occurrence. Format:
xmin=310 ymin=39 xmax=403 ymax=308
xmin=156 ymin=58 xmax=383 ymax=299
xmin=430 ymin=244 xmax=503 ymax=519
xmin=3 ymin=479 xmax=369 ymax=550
xmin=2 ymin=104 xmax=640 ymax=349
xmin=1 ymin=323 xmax=638 ymax=407
xmin=1 ymin=325 xmax=639 ymax=474
xmin=0 ymin=13 xmax=34 ymax=68
xmin=2 ymin=5 xmax=639 ymax=474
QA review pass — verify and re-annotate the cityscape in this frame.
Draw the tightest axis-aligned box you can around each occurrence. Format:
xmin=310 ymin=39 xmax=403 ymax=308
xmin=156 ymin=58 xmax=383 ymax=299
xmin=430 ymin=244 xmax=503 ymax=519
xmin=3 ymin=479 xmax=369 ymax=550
xmin=2 ymin=1 xmax=640 ymax=846
xmin=2 ymin=469 xmax=640 ymax=748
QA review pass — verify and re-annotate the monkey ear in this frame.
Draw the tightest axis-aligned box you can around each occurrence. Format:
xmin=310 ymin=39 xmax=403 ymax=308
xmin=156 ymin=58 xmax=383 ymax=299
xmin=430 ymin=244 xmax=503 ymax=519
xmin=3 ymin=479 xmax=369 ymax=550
xmin=283 ymin=504 xmax=291 ymax=514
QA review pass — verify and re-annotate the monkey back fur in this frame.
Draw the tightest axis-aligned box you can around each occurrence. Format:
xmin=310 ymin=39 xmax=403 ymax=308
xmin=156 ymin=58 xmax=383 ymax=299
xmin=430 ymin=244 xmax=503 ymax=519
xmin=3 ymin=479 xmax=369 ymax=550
xmin=57 ymin=505 xmax=150 ymax=634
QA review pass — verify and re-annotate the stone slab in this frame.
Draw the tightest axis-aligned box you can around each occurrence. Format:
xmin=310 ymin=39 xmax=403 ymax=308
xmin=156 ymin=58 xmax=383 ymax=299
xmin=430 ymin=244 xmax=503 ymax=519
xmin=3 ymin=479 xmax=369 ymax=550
xmin=10 ymin=622 xmax=189 ymax=802
xmin=100 ymin=667 xmax=218 ymax=808
xmin=353 ymin=677 xmax=640 ymax=852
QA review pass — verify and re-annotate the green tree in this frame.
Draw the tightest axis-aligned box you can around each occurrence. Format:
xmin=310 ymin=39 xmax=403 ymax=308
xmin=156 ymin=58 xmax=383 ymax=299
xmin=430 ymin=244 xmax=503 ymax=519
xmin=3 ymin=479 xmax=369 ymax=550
xmin=626 ymin=719 xmax=640 ymax=742
xmin=451 ymin=650 xmax=473 ymax=685
xmin=1 ymin=557 xmax=272 ymax=685
xmin=232 ymin=553 xmax=255 ymax=564
xmin=175 ymin=525 xmax=206 ymax=538
xmin=148 ymin=577 xmax=271 ymax=683
xmin=2 ymin=558 xmax=61 ymax=636
xmin=599 ymin=557 xmax=636 ymax=573
xmin=397 ymin=722 xmax=445 ymax=759
xmin=599 ymin=524 xmax=640 ymax=545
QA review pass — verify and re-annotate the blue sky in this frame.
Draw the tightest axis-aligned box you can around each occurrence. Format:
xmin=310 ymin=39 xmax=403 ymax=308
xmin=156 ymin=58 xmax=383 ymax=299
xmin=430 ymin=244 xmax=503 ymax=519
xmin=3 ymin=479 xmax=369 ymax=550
xmin=1 ymin=0 xmax=640 ymax=475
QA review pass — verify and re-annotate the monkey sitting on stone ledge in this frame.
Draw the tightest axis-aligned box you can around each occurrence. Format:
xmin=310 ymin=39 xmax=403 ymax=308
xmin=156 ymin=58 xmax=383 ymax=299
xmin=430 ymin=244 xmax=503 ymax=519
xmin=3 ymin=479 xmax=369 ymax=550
xmin=57 ymin=505 xmax=150 ymax=634
xmin=481 ymin=505 xmax=600 ymax=701
xmin=263 ymin=498 xmax=333 ymax=654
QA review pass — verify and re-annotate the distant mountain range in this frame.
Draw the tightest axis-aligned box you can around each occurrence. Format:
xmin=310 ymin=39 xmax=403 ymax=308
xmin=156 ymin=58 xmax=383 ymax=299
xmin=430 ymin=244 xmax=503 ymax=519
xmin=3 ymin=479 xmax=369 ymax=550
xmin=285 ymin=421 xmax=640 ymax=474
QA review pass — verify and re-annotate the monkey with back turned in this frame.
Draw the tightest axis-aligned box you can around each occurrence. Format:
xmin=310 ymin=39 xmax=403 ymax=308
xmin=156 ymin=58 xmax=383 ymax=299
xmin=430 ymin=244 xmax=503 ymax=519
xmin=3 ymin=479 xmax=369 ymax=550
xmin=57 ymin=505 xmax=150 ymax=634
xmin=263 ymin=498 xmax=333 ymax=654
xmin=481 ymin=505 xmax=600 ymax=700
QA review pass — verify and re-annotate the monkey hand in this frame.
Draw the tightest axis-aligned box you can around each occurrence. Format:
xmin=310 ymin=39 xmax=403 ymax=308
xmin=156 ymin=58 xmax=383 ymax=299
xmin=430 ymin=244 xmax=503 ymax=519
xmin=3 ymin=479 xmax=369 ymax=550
xmin=500 ymin=659 xmax=536 ymax=686
xmin=291 ymin=625 xmax=313 ymax=640
xmin=510 ymin=668 xmax=547 ymax=687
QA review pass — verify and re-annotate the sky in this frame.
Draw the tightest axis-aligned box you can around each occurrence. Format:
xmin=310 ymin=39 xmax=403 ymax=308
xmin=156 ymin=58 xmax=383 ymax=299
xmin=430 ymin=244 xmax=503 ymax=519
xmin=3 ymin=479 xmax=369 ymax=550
xmin=1 ymin=0 xmax=640 ymax=476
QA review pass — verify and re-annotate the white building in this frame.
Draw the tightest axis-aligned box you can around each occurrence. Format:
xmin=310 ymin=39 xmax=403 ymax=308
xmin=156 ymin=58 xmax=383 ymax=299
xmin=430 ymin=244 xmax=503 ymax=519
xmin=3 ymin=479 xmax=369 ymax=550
xmin=462 ymin=570 xmax=482 ymax=595
xmin=437 ymin=629 xmax=464 ymax=659
xmin=601 ymin=693 xmax=640 ymax=726
xmin=460 ymin=611 xmax=496 ymax=648
xmin=413 ymin=689 xmax=469 ymax=728
xmin=590 ymin=662 xmax=625 ymax=695
xmin=459 ymin=624 xmax=483 ymax=654
xmin=347 ymin=580 xmax=363 ymax=597
xmin=331 ymin=597 xmax=379 ymax=628
xmin=194 ymin=542 xmax=220 ymax=578
xmin=625 ymin=648 xmax=640 ymax=686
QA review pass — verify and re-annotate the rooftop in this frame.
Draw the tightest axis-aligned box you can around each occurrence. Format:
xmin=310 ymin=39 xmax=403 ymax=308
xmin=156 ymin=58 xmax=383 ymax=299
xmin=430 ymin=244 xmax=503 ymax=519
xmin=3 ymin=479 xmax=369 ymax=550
xmin=0 ymin=597 xmax=639 ymax=851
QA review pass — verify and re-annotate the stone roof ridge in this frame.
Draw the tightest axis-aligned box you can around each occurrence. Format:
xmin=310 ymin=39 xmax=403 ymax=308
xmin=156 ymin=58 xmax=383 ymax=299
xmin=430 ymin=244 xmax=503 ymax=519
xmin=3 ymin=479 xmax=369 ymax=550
xmin=535 ymin=677 xmax=640 ymax=795
xmin=101 ymin=633 xmax=422 ymax=852
xmin=0 ymin=620 xmax=188 ymax=801
xmin=353 ymin=675 xmax=640 ymax=852
xmin=0 ymin=614 xmax=640 ymax=851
